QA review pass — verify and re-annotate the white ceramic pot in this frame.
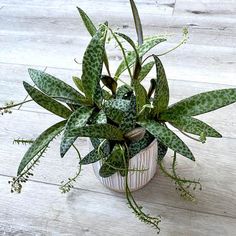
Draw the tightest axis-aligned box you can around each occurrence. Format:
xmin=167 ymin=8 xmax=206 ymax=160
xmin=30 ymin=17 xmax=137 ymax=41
xmin=92 ymin=140 xmax=158 ymax=192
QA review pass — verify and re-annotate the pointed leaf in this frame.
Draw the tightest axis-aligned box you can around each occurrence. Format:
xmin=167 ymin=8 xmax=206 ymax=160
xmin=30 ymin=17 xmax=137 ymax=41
xmin=161 ymin=114 xmax=222 ymax=138
xmin=77 ymin=7 xmax=97 ymax=36
xmin=153 ymin=55 xmax=169 ymax=115
xmin=133 ymin=81 xmax=148 ymax=113
xmin=115 ymin=36 xmax=166 ymax=79
xmin=163 ymin=88 xmax=236 ymax=117
xmin=80 ymin=140 xmax=111 ymax=165
xmin=81 ymin=25 xmax=106 ymax=102
xmin=17 ymin=121 xmax=66 ymax=175
xmin=101 ymin=75 xmax=117 ymax=95
xmin=104 ymin=99 xmax=130 ymax=123
xmin=138 ymin=61 xmax=155 ymax=82
xmin=138 ymin=120 xmax=195 ymax=161
xmin=28 ymin=69 xmax=86 ymax=105
xmin=23 ymin=82 xmax=72 ymax=119
xmin=72 ymin=76 xmax=84 ymax=93
xmin=99 ymin=145 xmax=124 ymax=178
xmin=60 ymin=107 xmax=94 ymax=157
xmin=77 ymin=7 xmax=110 ymax=75
xmin=129 ymin=0 xmax=143 ymax=46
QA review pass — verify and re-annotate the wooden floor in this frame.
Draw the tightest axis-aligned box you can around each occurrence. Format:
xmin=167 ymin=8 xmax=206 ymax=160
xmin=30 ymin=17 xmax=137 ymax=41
xmin=0 ymin=0 xmax=236 ymax=235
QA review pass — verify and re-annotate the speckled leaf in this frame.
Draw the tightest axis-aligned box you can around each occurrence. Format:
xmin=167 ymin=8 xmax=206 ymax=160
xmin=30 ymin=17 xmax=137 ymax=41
xmin=138 ymin=120 xmax=195 ymax=161
xmin=81 ymin=25 xmax=106 ymax=102
xmin=77 ymin=7 xmax=97 ymax=36
xmin=60 ymin=107 xmax=94 ymax=157
xmin=138 ymin=61 xmax=155 ymax=82
xmin=116 ymin=85 xmax=133 ymax=99
xmin=64 ymin=124 xmax=124 ymax=142
xmin=72 ymin=76 xmax=84 ymax=93
xmin=104 ymin=99 xmax=130 ymax=124
xmin=115 ymin=36 xmax=166 ymax=79
xmin=17 ymin=121 xmax=66 ymax=175
xmin=23 ymin=81 xmax=72 ymax=119
xmin=128 ymin=131 xmax=154 ymax=158
xmin=153 ymin=55 xmax=169 ymax=115
xmin=28 ymin=69 xmax=86 ymax=105
xmin=133 ymin=81 xmax=148 ymax=113
xmin=90 ymin=110 xmax=107 ymax=149
xmin=80 ymin=140 xmax=111 ymax=165
xmin=99 ymin=145 xmax=124 ymax=178
xmin=77 ymin=8 xmax=110 ymax=75
xmin=163 ymin=88 xmax=236 ymax=117
xmin=120 ymin=95 xmax=136 ymax=133
xmin=158 ymin=142 xmax=168 ymax=161
xmin=161 ymin=114 xmax=222 ymax=138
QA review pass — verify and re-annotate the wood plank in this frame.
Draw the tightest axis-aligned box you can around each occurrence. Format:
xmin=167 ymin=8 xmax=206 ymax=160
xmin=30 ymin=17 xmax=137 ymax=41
xmin=0 ymin=0 xmax=175 ymax=15
xmin=174 ymin=0 xmax=236 ymax=17
xmin=0 ymin=175 xmax=235 ymax=236
xmin=0 ymin=110 xmax=236 ymax=218
xmin=1 ymin=4 xmax=236 ymax=47
xmin=0 ymin=30 xmax=235 ymax=85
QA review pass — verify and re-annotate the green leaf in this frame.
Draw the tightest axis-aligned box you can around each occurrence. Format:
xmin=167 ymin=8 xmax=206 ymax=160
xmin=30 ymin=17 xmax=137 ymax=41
xmin=128 ymin=131 xmax=154 ymax=158
xmin=17 ymin=121 xmax=66 ymax=175
xmin=99 ymin=145 xmax=124 ymax=178
xmin=80 ymin=140 xmax=111 ymax=165
xmin=138 ymin=61 xmax=155 ymax=82
xmin=72 ymin=76 xmax=84 ymax=93
xmin=116 ymin=85 xmax=133 ymax=99
xmin=116 ymin=32 xmax=141 ymax=80
xmin=161 ymin=114 xmax=222 ymax=138
xmin=101 ymin=75 xmax=117 ymax=95
xmin=81 ymin=25 xmax=106 ymax=102
xmin=104 ymin=99 xmax=130 ymax=123
xmin=133 ymin=81 xmax=148 ymax=113
xmin=153 ymin=55 xmax=169 ymax=115
xmin=77 ymin=7 xmax=111 ymax=76
xmin=163 ymin=88 xmax=236 ymax=117
xmin=129 ymin=0 xmax=143 ymax=46
xmin=64 ymin=124 xmax=124 ymax=142
xmin=138 ymin=120 xmax=195 ymax=161
xmin=77 ymin=7 xmax=97 ymax=36
xmin=115 ymin=36 xmax=166 ymax=79
xmin=158 ymin=142 xmax=168 ymax=161
xmin=28 ymin=69 xmax=86 ymax=105
xmin=60 ymin=107 xmax=94 ymax=157
xmin=120 ymin=95 xmax=136 ymax=133
xmin=23 ymin=82 xmax=72 ymax=119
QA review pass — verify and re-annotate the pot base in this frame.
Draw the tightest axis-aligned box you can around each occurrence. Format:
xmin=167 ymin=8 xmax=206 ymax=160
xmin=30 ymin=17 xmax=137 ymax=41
xmin=92 ymin=140 xmax=158 ymax=193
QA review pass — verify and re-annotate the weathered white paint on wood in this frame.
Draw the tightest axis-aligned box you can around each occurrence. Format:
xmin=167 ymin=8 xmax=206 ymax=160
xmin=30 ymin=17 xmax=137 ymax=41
xmin=174 ymin=0 xmax=236 ymax=17
xmin=0 ymin=176 xmax=236 ymax=236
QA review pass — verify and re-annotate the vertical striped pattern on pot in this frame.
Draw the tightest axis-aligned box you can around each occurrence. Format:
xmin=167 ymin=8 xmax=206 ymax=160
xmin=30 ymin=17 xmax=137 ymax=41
xmin=92 ymin=140 xmax=158 ymax=192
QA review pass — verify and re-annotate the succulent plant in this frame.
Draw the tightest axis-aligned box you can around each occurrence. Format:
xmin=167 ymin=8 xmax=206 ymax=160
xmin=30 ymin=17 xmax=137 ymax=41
xmin=1 ymin=0 xmax=236 ymax=234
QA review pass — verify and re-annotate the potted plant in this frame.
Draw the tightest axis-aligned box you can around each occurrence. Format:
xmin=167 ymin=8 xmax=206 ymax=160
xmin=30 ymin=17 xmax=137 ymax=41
xmin=1 ymin=0 xmax=236 ymax=234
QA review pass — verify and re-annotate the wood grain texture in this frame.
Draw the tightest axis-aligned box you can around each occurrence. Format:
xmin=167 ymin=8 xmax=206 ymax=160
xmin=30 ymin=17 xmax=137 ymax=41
xmin=0 ymin=175 xmax=235 ymax=236
xmin=174 ymin=0 xmax=236 ymax=17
